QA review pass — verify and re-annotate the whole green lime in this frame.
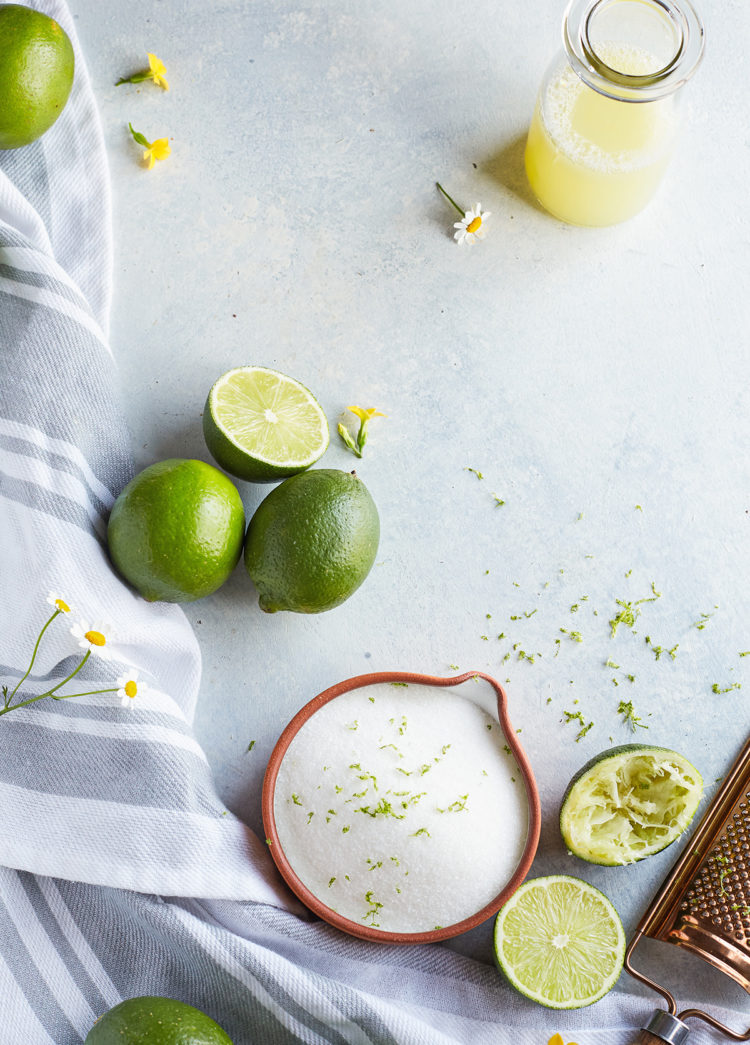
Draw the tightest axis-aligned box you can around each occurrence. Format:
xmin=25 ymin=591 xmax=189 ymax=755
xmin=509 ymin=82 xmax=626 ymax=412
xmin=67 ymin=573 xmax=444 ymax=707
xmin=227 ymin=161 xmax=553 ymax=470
xmin=107 ymin=459 xmax=245 ymax=603
xmin=244 ymin=468 xmax=380 ymax=613
xmin=85 ymin=996 xmax=233 ymax=1044
xmin=0 ymin=4 xmax=75 ymax=150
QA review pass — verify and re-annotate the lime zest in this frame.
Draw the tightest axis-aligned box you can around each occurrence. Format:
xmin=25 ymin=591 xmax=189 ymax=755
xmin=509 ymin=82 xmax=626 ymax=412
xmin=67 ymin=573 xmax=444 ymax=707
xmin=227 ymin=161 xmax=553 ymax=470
xmin=617 ymin=700 xmax=648 ymax=731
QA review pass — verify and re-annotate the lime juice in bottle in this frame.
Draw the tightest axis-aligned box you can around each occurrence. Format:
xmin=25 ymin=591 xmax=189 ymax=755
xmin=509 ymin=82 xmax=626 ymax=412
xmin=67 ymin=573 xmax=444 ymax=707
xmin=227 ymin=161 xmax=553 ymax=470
xmin=525 ymin=0 xmax=704 ymax=227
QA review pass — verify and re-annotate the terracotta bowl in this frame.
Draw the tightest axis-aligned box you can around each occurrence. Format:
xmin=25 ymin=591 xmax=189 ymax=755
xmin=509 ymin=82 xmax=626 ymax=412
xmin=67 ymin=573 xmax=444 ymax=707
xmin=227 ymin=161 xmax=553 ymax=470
xmin=262 ymin=669 xmax=541 ymax=944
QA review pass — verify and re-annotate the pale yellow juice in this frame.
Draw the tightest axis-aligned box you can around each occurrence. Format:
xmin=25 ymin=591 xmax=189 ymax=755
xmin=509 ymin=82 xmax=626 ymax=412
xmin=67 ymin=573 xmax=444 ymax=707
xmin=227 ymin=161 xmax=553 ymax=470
xmin=525 ymin=47 xmax=677 ymax=226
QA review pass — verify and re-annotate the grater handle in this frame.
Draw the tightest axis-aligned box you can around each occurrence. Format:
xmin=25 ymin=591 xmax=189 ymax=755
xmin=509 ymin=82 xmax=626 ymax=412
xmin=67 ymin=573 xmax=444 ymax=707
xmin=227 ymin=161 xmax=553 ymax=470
xmin=630 ymin=1033 xmax=672 ymax=1045
xmin=629 ymin=1011 xmax=691 ymax=1045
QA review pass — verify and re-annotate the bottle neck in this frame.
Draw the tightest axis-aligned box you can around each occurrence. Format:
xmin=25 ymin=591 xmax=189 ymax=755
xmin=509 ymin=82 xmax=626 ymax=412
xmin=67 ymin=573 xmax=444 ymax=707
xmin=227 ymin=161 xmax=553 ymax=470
xmin=562 ymin=0 xmax=705 ymax=102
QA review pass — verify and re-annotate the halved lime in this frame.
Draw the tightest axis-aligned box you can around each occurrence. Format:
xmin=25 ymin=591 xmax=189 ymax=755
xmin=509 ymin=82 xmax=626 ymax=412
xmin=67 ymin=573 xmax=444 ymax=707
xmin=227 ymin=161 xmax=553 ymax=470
xmin=560 ymin=744 xmax=703 ymax=866
xmin=203 ymin=366 xmax=329 ymax=482
xmin=493 ymin=875 xmax=625 ymax=1009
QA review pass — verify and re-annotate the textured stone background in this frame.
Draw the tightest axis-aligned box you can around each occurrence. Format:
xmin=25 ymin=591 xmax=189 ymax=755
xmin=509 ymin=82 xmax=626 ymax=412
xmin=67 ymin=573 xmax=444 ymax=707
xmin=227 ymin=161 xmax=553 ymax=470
xmin=73 ymin=0 xmax=749 ymax=1004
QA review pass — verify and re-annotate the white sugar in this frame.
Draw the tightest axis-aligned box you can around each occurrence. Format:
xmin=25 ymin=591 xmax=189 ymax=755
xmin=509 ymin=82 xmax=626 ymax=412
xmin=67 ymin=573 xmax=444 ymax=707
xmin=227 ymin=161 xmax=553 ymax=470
xmin=274 ymin=683 xmax=529 ymax=934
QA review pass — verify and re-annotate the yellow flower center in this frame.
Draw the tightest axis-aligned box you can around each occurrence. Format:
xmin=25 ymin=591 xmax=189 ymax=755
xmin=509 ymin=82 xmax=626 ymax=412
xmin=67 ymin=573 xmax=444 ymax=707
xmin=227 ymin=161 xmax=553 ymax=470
xmin=55 ymin=598 xmax=70 ymax=613
xmin=84 ymin=630 xmax=106 ymax=647
xmin=466 ymin=216 xmax=482 ymax=234
xmin=124 ymin=680 xmax=138 ymax=698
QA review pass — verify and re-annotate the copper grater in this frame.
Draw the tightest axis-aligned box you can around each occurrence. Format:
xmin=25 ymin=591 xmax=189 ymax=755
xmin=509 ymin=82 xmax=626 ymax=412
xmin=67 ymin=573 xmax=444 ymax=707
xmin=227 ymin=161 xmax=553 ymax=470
xmin=625 ymin=734 xmax=750 ymax=1045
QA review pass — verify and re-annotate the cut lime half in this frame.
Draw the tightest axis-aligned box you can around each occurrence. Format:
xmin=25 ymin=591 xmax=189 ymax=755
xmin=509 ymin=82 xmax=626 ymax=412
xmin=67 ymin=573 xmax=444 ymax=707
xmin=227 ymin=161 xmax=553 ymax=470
xmin=560 ymin=744 xmax=703 ymax=866
xmin=494 ymin=875 xmax=625 ymax=1009
xmin=203 ymin=366 xmax=329 ymax=482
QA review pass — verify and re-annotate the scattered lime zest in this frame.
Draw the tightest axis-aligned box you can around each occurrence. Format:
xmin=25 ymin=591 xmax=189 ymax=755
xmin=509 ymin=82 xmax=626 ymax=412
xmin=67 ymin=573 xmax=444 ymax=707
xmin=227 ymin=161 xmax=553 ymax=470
xmin=410 ymin=827 xmax=431 ymax=838
xmin=693 ymin=612 xmax=714 ymax=630
xmin=609 ymin=582 xmax=661 ymax=637
xmin=563 ymin=710 xmax=593 ymax=741
xmin=328 ymin=877 xmax=336 ymax=887
xmin=712 ymin=682 xmax=741 ymax=694
xmin=492 ymin=494 xmax=505 ymax=506
xmin=464 ymin=466 xmax=484 ymax=479
xmin=644 ymin=636 xmax=679 ymax=661
xmin=560 ymin=628 xmax=583 ymax=643
xmin=617 ymin=700 xmax=648 ymax=731
xmin=246 ymin=740 xmax=256 ymax=752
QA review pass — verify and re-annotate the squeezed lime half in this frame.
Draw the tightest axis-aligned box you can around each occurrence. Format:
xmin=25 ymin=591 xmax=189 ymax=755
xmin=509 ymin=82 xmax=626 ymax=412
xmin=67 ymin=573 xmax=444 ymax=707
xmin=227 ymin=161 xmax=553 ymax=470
xmin=560 ymin=744 xmax=703 ymax=865
xmin=493 ymin=875 xmax=625 ymax=1009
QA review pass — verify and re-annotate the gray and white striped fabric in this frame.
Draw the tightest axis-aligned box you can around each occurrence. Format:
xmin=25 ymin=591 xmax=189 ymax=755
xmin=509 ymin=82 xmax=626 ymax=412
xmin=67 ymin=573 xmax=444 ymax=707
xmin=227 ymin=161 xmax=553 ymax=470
xmin=0 ymin=3 xmax=742 ymax=1043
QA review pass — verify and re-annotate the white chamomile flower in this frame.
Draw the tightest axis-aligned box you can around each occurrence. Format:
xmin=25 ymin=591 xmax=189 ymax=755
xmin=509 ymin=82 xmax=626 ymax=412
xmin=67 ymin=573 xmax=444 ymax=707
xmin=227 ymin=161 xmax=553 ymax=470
xmin=116 ymin=671 xmax=141 ymax=706
xmin=70 ymin=620 xmax=112 ymax=660
xmin=453 ymin=203 xmax=491 ymax=246
xmin=436 ymin=183 xmax=492 ymax=247
xmin=46 ymin=592 xmax=72 ymax=614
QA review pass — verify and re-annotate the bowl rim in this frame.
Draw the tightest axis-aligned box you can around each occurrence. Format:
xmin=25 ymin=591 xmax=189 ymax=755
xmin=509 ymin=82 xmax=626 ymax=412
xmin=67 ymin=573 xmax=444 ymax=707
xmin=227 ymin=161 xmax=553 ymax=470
xmin=262 ymin=669 xmax=541 ymax=945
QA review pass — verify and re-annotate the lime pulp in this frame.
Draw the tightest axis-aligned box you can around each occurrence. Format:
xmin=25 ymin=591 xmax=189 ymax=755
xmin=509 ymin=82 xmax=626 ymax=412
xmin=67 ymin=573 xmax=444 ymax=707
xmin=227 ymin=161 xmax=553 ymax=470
xmin=493 ymin=875 xmax=625 ymax=1009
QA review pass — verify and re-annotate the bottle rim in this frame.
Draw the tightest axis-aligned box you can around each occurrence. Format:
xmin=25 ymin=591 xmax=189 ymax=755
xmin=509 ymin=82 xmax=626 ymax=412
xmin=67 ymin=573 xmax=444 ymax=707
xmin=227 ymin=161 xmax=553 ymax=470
xmin=562 ymin=0 xmax=705 ymax=101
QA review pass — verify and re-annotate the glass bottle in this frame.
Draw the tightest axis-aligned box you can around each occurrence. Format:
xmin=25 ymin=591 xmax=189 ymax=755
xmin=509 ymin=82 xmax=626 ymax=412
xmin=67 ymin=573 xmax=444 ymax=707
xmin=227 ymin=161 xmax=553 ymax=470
xmin=525 ymin=0 xmax=704 ymax=227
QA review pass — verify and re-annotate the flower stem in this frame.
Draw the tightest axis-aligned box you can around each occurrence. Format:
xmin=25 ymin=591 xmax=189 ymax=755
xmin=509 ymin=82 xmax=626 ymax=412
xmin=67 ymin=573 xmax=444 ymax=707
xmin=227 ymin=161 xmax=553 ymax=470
xmin=0 ymin=652 xmax=103 ymax=716
xmin=8 ymin=610 xmax=59 ymax=701
xmin=46 ymin=649 xmax=91 ymax=697
xmin=436 ymin=182 xmax=465 ymax=216
xmin=116 ymin=71 xmax=151 ymax=85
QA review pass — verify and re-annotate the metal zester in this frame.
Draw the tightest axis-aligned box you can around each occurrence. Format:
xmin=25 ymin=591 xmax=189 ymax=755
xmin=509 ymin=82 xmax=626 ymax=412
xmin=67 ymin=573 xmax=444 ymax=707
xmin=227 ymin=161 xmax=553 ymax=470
xmin=625 ymin=734 xmax=750 ymax=1044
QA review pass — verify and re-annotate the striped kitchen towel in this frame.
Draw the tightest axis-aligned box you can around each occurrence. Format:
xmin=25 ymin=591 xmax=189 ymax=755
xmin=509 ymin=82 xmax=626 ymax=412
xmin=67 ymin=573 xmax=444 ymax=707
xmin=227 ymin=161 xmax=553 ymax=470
xmin=0 ymin=2 xmax=744 ymax=1043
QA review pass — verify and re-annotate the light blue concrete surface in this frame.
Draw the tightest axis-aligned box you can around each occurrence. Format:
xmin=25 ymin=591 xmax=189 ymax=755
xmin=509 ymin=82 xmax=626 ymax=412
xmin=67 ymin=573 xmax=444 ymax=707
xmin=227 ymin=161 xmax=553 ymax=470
xmin=73 ymin=0 xmax=749 ymax=1010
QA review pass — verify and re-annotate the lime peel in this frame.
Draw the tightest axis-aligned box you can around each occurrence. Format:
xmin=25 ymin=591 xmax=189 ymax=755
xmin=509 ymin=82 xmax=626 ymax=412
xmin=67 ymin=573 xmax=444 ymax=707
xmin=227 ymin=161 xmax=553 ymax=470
xmin=560 ymin=744 xmax=703 ymax=866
